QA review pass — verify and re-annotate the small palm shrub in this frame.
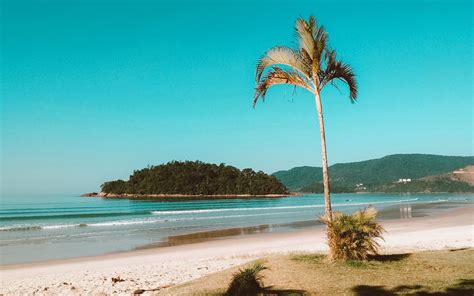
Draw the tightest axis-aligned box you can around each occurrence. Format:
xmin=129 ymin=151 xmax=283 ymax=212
xmin=321 ymin=207 xmax=384 ymax=261
xmin=224 ymin=263 xmax=267 ymax=296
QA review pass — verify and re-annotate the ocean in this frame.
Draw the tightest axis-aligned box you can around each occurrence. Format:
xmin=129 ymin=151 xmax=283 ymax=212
xmin=1 ymin=193 xmax=472 ymax=265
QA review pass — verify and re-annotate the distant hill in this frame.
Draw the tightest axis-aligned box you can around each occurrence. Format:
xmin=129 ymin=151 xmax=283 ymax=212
xmin=100 ymin=161 xmax=289 ymax=197
xmin=423 ymin=165 xmax=474 ymax=185
xmin=373 ymin=177 xmax=473 ymax=193
xmin=273 ymin=154 xmax=474 ymax=192
xmin=372 ymin=165 xmax=474 ymax=193
xmin=272 ymin=166 xmax=322 ymax=191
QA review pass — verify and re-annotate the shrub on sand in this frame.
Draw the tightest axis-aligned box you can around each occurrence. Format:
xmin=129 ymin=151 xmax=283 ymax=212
xmin=321 ymin=207 xmax=384 ymax=261
xmin=224 ymin=263 xmax=267 ymax=296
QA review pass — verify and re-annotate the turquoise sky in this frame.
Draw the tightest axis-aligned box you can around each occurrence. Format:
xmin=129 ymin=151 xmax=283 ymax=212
xmin=1 ymin=0 xmax=472 ymax=194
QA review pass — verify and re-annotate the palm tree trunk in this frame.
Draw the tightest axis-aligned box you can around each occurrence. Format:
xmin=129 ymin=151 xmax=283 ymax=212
xmin=314 ymin=91 xmax=332 ymax=220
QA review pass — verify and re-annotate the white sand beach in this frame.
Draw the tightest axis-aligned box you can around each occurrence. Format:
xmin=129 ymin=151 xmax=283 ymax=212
xmin=1 ymin=205 xmax=472 ymax=295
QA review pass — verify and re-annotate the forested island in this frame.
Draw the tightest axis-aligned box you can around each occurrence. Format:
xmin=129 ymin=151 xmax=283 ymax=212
xmin=85 ymin=154 xmax=474 ymax=199
xmin=88 ymin=161 xmax=290 ymax=198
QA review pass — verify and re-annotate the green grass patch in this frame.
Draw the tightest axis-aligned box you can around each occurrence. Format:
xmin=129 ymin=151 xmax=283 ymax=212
xmin=344 ymin=260 xmax=369 ymax=268
xmin=290 ymin=253 xmax=325 ymax=264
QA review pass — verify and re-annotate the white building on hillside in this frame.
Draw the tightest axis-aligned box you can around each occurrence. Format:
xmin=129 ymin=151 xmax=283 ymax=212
xmin=396 ymin=178 xmax=412 ymax=184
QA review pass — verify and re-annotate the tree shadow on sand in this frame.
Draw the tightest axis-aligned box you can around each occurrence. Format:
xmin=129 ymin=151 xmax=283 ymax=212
xmin=351 ymin=279 xmax=474 ymax=296
xmin=367 ymin=253 xmax=411 ymax=262
xmin=260 ymin=287 xmax=307 ymax=296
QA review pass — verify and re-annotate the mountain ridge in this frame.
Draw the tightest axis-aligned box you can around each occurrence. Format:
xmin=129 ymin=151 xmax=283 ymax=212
xmin=272 ymin=154 xmax=474 ymax=192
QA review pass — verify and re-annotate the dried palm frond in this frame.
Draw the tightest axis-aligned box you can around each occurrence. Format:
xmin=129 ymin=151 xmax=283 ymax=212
xmin=254 ymin=67 xmax=312 ymax=106
xmin=256 ymin=46 xmax=311 ymax=83
xmin=295 ymin=17 xmax=315 ymax=59
xmin=319 ymin=50 xmax=358 ymax=101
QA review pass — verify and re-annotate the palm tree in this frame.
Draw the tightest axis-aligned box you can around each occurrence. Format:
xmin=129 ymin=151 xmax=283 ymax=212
xmin=253 ymin=16 xmax=357 ymax=222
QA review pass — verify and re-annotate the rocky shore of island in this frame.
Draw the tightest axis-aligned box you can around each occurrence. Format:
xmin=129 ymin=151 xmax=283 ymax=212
xmin=80 ymin=192 xmax=299 ymax=199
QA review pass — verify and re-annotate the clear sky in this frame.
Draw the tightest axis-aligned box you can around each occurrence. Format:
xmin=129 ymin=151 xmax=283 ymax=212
xmin=1 ymin=0 xmax=472 ymax=194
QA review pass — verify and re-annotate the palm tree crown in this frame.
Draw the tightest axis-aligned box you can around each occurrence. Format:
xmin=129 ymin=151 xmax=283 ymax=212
xmin=253 ymin=16 xmax=357 ymax=106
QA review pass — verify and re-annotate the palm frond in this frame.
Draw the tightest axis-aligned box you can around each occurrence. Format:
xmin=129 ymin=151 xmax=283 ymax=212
xmin=307 ymin=16 xmax=328 ymax=71
xmin=312 ymin=25 xmax=328 ymax=64
xmin=320 ymin=50 xmax=358 ymax=102
xmin=225 ymin=263 xmax=267 ymax=296
xmin=299 ymin=48 xmax=313 ymax=66
xmin=253 ymin=67 xmax=313 ymax=107
xmin=295 ymin=18 xmax=315 ymax=59
xmin=295 ymin=16 xmax=328 ymax=76
xmin=255 ymin=46 xmax=311 ymax=83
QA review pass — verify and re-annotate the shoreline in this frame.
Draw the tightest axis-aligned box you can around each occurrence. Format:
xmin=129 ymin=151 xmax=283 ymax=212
xmin=81 ymin=191 xmax=472 ymax=199
xmin=1 ymin=204 xmax=472 ymax=294
xmin=81 ymin=192 xmax=300 ymax=199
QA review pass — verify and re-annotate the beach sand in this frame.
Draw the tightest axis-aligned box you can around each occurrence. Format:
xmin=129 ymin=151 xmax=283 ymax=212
xmin=1 ymin=204 xmax=472 ymax=295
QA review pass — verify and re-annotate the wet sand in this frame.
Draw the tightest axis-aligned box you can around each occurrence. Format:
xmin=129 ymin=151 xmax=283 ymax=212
xmin=136 ymin=201 xmax=472 ymax=250
xmin=0 ymin=202 xmax=472 ymax=295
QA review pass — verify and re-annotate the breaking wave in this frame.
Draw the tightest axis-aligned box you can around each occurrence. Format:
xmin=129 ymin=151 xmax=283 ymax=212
xmin=151 ymin=198 xmax=419 ymax=215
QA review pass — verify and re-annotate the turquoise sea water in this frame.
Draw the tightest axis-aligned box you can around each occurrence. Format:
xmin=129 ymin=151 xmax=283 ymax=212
xmin=0 ymin=193 xmax=472 ymax=264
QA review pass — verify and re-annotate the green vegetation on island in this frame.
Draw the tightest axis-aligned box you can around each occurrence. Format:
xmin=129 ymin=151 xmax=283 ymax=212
xmin=273 ymin=154 xmax=474 ymax=193
xmin=100 ymin=161 xmax=289 ymax=196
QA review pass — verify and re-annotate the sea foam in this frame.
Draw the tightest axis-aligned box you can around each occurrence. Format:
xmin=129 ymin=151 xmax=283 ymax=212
xmin=151 ymin=198 xmax=419 ymax=215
